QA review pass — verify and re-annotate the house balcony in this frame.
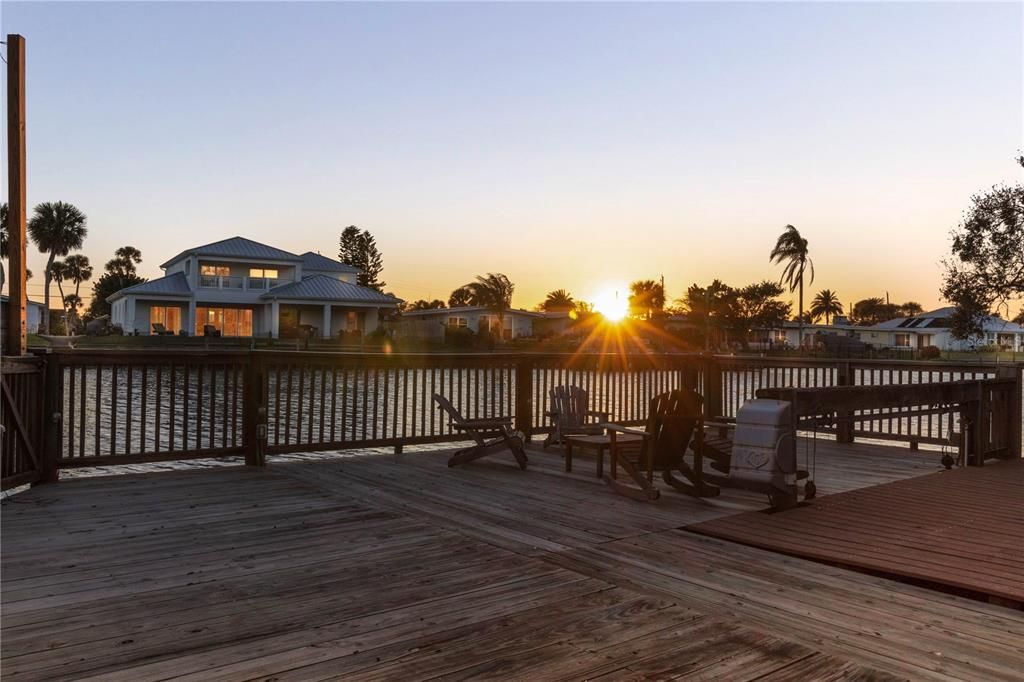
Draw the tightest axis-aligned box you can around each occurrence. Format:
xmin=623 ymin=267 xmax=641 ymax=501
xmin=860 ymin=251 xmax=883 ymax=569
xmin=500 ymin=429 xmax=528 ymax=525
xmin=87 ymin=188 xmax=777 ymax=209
xmin=198 ymin=275 xmax=285 ymax=291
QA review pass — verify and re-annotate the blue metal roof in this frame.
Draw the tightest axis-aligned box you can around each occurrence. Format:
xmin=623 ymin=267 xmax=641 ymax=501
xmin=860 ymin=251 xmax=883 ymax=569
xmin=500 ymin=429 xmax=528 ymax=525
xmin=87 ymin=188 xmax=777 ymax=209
xmin=107 ymin=272 xmax=192 ymax=302
xmin=300 ymin=251 xmax=360 ymax=274
xmin=160 ymin=237 xmax=303 ymax=268
xmin=261 ymin=275 xmax=400 ymax=304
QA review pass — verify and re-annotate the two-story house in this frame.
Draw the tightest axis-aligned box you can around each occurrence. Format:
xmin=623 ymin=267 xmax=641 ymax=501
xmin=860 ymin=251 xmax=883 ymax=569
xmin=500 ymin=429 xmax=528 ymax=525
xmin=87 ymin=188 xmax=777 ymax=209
xmin=108 ymin=237 xmax=400 ymax=338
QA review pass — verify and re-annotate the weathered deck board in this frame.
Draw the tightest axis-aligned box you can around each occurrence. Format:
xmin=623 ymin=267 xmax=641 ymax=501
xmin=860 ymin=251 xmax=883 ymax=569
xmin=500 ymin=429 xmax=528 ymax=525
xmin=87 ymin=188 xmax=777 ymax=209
xmin=687 ymin=457 xmax=1024 ymax=603
xmin=2 ymin=438 xmax=1021 ymax=681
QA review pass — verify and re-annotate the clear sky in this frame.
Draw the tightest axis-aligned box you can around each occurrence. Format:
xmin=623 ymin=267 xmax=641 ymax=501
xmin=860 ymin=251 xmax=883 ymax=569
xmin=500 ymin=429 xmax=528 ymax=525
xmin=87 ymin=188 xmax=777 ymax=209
xmin=2 ymin=1 xmax=1022 ymax=313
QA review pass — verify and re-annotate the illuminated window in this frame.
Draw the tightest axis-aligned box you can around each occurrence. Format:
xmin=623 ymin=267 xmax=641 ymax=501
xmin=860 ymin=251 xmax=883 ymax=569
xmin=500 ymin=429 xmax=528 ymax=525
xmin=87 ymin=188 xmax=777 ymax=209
xmin=894 ymin=333 xmax=911 ymax=347
xmin=249 ymin=268 xmax=279 ymax=278
xmin=200 ymin=264 xmax=231 ymax=276
xmin=150 ymin=306 xmax=182 ymax=332
xmin=195 ymin=307 xmax=253 ymax=336
xmin=447 ymin=317 xmax=468 ymax=328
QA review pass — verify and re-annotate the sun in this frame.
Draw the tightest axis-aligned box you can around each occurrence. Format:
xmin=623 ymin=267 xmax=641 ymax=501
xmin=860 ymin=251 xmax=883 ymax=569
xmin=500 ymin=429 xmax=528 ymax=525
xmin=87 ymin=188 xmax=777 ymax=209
xmin=593 ymin=287 xmax=628 ymax=322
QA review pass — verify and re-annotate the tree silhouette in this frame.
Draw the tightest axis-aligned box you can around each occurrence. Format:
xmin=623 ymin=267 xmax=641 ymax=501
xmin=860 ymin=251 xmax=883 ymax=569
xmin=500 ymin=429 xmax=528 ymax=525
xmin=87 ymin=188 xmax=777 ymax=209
xmin=27 ymin=202 xmax=88 ymax=333
xmin=465 ymin=273 xmax=515 ymax=340
xmin=541 ymin=289 xmax=575 ymax=312
xmin=770 ymin=224 xmax=814 ymax=348
xmin=628 ymin=280 xmax=665 ymax=320
xmin=338 ymin=225 xmax=385 ymax=290
xmin=810 ymin=289 xmax=843 ymax=325
xmin=448 ymin=285 xmax=473 ymax=308
xmin=941 ymin=156 xmax=1024 ymax=336
xmin=407 ymin=299 xmax=446 ymax=310
xmin=87 ymin=246 xmax=146 ymax=320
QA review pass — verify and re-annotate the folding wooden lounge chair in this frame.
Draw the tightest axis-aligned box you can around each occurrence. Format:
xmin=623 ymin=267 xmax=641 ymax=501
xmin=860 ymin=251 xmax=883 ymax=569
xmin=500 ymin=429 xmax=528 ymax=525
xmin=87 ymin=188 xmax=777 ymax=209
xmin=151 ymin=322 xmax=173 ymax=336
xmin=433 ymin=394 xmax=528 ymax=469
xmin=543 ymin=385 xmax=608 ymax=448
xmin=604 ymin=389 xmax=719 ymax=501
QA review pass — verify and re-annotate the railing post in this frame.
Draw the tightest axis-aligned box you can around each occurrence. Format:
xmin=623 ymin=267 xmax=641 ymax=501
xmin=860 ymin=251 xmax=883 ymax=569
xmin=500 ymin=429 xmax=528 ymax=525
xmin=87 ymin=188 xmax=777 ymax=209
xmin=243 ymin=353 xmax=267 ymax=466
xmin=39 ymin=352 xmax=61 ymax=484
xmin=996 ymin=366 xmax=1021 ymax=458
xmin=514 ymin=359 xmax=534 ymax=441
xmin=702 ymin=355 xmax=723 ymax=419
xmin=836 ymin=361 xmax=855 ymax=444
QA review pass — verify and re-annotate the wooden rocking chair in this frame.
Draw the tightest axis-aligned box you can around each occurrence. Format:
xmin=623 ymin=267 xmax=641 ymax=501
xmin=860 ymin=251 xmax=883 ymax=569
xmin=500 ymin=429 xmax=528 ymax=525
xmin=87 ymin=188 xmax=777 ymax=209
xmin=433 ymin=394 xmax=528 ymax=469
xmin=543 ymin=385 xmax=609 ymax=448
xmin=604 ymin=389 xmax=720 ymax=502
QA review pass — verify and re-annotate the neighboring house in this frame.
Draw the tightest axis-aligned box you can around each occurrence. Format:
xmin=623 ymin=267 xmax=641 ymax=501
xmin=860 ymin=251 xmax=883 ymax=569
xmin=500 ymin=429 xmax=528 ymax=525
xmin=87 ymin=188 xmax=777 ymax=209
xmin=0 ymin=295 xmax=45 ymax=339
xmin=756 ymin=308 xmax=1024 ymax=352
xmin=397 ymin=306 xmax=540 ymax=340
xmin=108 ymin=237 xmax=400 ymax=338
xmin=858 ymin=307 xmax=1024 ymax=352
xmin=533 ymin=311 xmax=575 ymax=337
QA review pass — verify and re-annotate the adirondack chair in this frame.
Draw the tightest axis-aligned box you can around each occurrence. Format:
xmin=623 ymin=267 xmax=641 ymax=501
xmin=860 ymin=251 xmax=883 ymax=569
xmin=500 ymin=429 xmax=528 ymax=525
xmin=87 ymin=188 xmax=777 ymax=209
xmin=433 ymin=394 xmax=528 ymax=469
xmin=151 ymin=322 xmax=173 ymax=336
xmin=603 ymin=389 xmax=719 ymax=502
xmin=543 ymin=385 xmax=608 ymax=448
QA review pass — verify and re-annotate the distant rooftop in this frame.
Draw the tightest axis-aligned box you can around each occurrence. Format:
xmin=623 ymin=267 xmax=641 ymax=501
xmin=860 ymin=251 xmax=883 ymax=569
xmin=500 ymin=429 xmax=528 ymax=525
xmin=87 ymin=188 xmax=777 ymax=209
xmin=107 ymin=272 xmax=191 ymax=302
xmin=300 ymin=251 xmax=360 ymax=274
xmin=260 ymin=275 xmax=400 ymax=304
xmin=161 ymin=237 xmax=304 ymax=268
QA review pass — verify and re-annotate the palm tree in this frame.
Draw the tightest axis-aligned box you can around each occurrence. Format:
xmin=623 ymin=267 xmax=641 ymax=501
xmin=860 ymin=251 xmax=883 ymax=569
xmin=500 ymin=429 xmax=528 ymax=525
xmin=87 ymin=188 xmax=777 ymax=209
xmin=49 ymin=260 xmax=71 ymax=332
xmin=27 ymin=202 xmax=88 ymax=333
xmin=62 ymin=254 xmax=93 ymax=331
xmin=466 ymin=273 xmax=515 ymax=340
xmin=541 ymin=289 xmax=575 ymax=312
xmin=770 ymin=224 xmax=814 ymax=348
xmin=628 ymin=280 xmax=666 ymax=320
xmin=810 ymin=289 xmax=843 ymax=325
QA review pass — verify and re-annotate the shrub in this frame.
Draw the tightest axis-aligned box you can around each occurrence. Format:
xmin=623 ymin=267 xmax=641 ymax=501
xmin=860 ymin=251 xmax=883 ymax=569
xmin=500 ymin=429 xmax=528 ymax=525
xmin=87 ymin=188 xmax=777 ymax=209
xmin=444 ymin=326 xmax=475 ymax=348
xmin=919 ymin=345 xmax=941 ymax=360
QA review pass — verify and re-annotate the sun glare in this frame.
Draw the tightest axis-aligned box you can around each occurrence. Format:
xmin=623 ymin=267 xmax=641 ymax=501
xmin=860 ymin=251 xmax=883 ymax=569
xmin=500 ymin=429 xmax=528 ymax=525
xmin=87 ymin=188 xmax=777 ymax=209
xmin=593 ymin=288 xmax=628 ymax=322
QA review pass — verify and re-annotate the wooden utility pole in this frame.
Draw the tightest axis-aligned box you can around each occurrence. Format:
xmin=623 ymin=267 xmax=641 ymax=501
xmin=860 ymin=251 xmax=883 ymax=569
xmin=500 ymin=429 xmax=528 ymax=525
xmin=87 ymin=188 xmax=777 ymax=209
xmin=6 ymin=34 xmax=27 ymax=356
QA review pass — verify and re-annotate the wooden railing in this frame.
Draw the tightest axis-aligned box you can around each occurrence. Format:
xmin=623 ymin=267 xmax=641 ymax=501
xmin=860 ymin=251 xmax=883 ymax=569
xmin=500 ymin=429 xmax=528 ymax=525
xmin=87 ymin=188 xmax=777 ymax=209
xmin=1 ymin=356 xmax=47 ymax=489
xmin=758 ymin=378 xmax=1020 ymax=464
xmin=8 ymin=349 xmax=1020 ymax=482
xmin=713 ymin=357 xmax=1011 ymax=447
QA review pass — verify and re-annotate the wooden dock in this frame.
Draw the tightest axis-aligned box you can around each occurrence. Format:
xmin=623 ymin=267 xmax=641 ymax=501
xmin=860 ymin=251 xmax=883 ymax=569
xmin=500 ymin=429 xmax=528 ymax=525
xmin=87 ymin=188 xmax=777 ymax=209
xmin=3 ymin=439 xmax=1023 ymax=681
xmin=688 ymin=457 xmax=1024 ymax=604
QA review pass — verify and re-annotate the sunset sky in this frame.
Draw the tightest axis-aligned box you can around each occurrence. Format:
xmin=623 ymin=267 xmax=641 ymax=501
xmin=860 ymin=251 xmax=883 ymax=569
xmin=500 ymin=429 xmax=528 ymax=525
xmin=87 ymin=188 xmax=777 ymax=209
xmin=2 ymin=1 xmax=1021 ymax=314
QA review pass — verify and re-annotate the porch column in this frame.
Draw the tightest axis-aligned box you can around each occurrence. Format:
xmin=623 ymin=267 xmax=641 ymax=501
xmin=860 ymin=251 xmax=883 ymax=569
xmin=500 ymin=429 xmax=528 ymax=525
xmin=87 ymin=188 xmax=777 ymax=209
xmin=322 ymin=304 xmax=332 ymax=340
xmin=270 ymin=300 xmax=280 ymax=338
xmin=187 ymin=298 xmax=197 ymax=337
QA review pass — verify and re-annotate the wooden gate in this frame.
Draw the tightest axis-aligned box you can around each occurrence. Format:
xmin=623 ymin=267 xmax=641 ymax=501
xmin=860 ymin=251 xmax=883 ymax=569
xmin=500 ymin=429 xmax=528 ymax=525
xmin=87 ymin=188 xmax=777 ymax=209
xmin=1 ymin=355 xmax=45 ymax=490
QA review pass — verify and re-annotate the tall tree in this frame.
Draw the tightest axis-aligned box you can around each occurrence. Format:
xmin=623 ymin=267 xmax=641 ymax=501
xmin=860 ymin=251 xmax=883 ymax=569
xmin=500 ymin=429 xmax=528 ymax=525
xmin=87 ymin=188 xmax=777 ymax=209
xmin=628 ymin=280 xmax=665 ymax=320
xmin=540 ymin=289 xmax=575 ymax=312
xmin=338 ymin=225 xmax=385 ymax=290
xmin=27 ymin=201 xmax=88 ymax=333
xmin=63 ymin=254 xmax=93 ymax=300
xmin=680 ymin=280 xmax=735 ymax=350
xmin=733 ymin=281 xmax=791 ymax=348
xmin=49 ymin=260 xmax=71 ymax=333
xmin=1013 ymin=309 xmax=1024 ymax=325
xmin=448 ymin=285 xmax=473 ymax=308
xmin=86 ymin=246 xmax=146 ymax=320
xmin=941 ymin=169 xmax=1023 ymax=337
xmin=465 ymin=273 xmax=515 ymax=339
xmin=810 ymin=289 xmax=843 ymax=324
xmin=770 ymin=224 xmax=814 ymax=349
xmin=62 ymin=254 xmax=93 ymax=330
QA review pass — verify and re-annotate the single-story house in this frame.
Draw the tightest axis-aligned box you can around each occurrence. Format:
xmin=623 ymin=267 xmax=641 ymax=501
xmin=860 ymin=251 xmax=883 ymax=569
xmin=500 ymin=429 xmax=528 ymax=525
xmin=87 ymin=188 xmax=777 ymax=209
xmin=108 ymin=237 xmax=401 ymax=338
xmin=533 ymin=311 xmax=575 ymax=337
xmin=860 ymin=307 xmax=1024 ymax=352
xmin=397 ymin=306 xmax=541 ymax=341
xmin=758 ymin=309 xmax=1024 ymax=352
xmin=0 ymin=295 xmax=46 ymax=339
